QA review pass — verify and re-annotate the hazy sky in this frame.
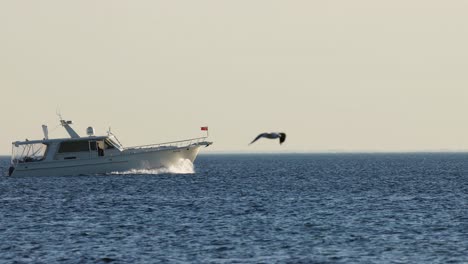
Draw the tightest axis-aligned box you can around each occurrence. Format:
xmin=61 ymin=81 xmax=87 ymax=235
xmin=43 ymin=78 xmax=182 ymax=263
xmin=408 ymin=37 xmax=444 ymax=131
xmin=1 ymin=1 xmax=468 ymax=154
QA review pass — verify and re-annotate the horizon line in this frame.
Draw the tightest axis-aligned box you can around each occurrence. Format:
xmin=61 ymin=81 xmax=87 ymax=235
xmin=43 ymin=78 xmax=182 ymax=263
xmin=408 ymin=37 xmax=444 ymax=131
xmin=201 ymin=149 xmax=468 ymax=154
xmin=1 ymin=150 xmax=468 ymax=157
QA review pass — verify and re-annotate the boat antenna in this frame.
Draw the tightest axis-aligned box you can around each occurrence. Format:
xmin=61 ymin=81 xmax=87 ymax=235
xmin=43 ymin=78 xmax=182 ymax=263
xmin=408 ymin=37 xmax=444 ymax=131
xmin=56 ymin=111 xmax=80 ymax=138
xmin=56 ymin=107 xmax=62 ymax=121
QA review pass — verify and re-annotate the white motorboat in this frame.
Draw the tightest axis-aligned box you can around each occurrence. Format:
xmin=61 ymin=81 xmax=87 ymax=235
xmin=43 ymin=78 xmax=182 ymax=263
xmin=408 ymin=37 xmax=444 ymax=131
xmin=8 ymin=118 xmax=212 ymax=176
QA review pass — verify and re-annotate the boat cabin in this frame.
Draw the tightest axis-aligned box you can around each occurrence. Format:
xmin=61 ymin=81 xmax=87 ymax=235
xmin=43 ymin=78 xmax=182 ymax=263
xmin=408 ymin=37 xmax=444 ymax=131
xmin=12 ymin=136 xmax=122 ymax=164
xmin=11 ymin=119 xmax=123 ymax=166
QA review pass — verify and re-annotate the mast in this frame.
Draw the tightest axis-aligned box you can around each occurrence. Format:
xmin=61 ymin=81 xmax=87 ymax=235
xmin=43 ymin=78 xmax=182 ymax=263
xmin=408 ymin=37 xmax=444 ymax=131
xmin=60 ymin=119 xmax=80 ymax=138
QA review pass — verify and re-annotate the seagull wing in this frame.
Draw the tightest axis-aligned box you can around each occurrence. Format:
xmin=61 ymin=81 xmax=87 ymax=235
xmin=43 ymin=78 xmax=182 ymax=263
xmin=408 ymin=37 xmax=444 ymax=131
xmin=279 ymin=133 xmax=286 ymax=144
xmin=249 ymin=133 xmax=267 ymax=145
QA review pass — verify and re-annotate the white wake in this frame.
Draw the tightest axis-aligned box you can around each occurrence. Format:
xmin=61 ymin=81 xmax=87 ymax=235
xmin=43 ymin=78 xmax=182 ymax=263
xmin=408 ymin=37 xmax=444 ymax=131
xmin=110 ymin=159 xmax=195 ymax=175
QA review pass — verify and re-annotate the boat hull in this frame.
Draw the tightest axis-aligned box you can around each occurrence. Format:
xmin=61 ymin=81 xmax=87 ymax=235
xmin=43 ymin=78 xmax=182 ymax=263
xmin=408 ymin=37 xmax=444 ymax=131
xmin=10 ymin=145 xmax=202 ymax=177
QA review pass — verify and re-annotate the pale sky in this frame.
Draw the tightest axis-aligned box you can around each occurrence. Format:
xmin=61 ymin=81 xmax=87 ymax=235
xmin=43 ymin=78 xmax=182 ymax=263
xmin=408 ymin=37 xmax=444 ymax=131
xmin=1 ymin=1 xmax=468 ymax=154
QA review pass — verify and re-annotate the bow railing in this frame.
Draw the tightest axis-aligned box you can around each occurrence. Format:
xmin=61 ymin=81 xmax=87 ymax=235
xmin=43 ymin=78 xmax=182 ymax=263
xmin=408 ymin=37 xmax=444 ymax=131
xmin=124 ymin=137 xmax=209 ymax=152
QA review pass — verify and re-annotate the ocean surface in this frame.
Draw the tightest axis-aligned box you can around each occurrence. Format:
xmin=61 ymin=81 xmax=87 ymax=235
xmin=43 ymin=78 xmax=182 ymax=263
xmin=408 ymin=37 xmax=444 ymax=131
xmin=1 ymin=153 xmax=468 ymax=263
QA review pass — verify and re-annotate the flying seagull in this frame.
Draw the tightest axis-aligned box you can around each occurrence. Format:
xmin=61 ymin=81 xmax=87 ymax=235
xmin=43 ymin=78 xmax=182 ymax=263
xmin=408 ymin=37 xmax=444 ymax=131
xmin=249 ymin=132 xmax=286 ymax=145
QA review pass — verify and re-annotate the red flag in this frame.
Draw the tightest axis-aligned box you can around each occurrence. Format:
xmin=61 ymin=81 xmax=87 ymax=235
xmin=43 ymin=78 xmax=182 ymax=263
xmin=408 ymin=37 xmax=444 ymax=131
xmin=201 ymin=126 xmax=208 ymax=131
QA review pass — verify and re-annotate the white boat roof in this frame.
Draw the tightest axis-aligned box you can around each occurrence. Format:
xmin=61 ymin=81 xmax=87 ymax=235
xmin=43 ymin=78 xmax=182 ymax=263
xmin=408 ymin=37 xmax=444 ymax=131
xmin=12 ymin=117 xmax=123 ymax=147
xmin=13 ymin=135 xmax=113 ymax=146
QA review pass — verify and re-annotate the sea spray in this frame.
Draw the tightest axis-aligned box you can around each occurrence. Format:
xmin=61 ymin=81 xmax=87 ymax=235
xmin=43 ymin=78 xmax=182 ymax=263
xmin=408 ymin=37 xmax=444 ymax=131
xmin=109 ymin=159 xmax=195 ymax=175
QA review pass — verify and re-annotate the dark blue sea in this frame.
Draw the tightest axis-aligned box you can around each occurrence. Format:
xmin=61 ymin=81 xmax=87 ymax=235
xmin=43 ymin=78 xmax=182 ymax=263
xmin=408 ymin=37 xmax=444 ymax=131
xmin=1 ymin=153 xmax=468 ymax=263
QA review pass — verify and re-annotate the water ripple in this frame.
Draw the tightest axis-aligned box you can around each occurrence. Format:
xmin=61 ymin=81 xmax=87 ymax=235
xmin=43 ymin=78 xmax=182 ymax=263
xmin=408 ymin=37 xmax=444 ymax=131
xmin=1 ymin=154 xmax=468 ymax=263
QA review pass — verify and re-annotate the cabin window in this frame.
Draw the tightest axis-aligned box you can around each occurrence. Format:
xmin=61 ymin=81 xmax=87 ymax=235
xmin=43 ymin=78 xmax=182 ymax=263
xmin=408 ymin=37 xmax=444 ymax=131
xmin=89 ymin=141 xmax=97 ymax=151
xmin=58 ymin=141 xmax=92 ymax=153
